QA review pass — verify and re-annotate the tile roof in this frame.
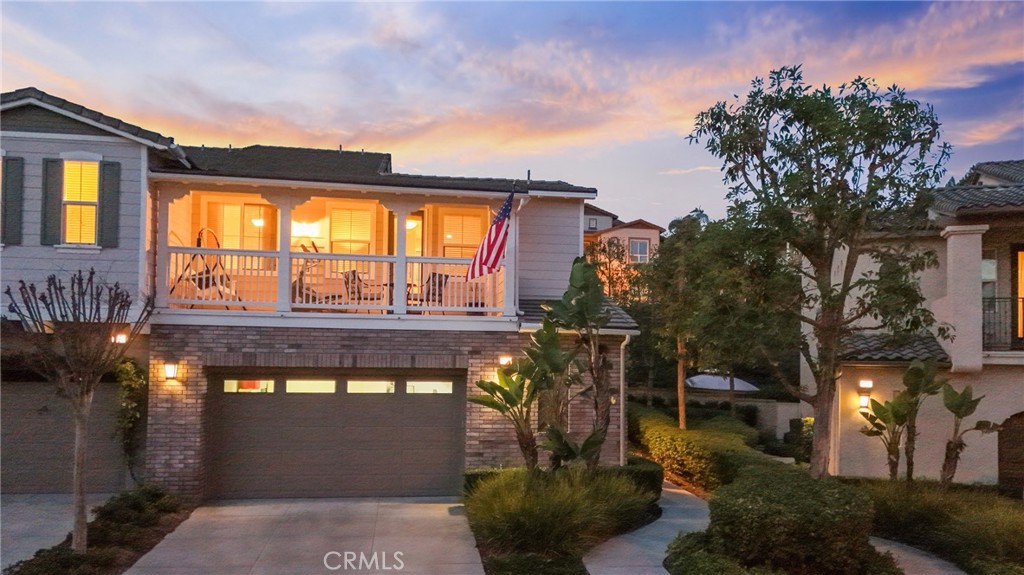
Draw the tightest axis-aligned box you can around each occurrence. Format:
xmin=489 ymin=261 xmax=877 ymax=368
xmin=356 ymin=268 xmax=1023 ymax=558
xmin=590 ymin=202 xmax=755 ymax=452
xmin=519 ymin=297 xmax=640 ymax=332
xmin=1 ymin=87 xmax=180 ymax=152
xmin=965 ymin=160 xmax=1024 ymax=185
xmin=839 ymin=333 xmax=949 ymax=363
xmin=584 ymin=203 xmax=619 ymax=218
xmin=931 ymin=184 xmax=1024 ymax=216
xmin=611 ymin=219 xmax=666 ymax=233
xmin=152 ymin=144 xmax=596 ymax=195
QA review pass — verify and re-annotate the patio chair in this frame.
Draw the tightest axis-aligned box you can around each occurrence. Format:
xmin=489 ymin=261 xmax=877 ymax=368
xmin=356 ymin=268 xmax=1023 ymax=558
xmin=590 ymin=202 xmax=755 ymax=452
xmin=170 ymin=228 xmax=246 ymax=310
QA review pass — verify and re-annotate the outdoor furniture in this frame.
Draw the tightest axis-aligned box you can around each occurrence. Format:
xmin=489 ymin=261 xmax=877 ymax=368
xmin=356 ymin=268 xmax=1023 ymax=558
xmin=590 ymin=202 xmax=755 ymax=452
xmin=170 ymin=228 xmax=246 ymax=310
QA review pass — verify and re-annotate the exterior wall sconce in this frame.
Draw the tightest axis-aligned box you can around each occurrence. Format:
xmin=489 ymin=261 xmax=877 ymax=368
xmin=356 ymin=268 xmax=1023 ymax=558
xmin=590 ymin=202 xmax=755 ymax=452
xmin=858 ymin=379 xmax=873 ymax=411
xmin=164 ymin=361 xmax=179 ymax=380
xmin=111 ymin=333 xmax=128 ymax=344
xmin=498 ymin=355 xmax=513 ymax=366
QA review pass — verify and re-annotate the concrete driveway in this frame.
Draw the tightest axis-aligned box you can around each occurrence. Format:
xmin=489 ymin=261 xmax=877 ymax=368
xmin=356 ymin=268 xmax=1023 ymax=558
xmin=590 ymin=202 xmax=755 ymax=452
xmin=1 ymin=493 xmax=113 ymax=569
xmin=125 ymin=497 xmax=484 ymax=575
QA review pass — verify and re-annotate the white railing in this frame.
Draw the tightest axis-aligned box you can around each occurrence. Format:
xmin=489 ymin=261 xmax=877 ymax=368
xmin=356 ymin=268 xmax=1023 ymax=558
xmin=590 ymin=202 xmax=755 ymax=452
xmin=291 ymin=253 xmax=395 ymax=312
xmin=167 ymin=247 xmax=278 ymax=309
xmin=406 ymin=257 xmax=503 ymax=313
xmin=165 ymin=248 xmax=505 ymax=315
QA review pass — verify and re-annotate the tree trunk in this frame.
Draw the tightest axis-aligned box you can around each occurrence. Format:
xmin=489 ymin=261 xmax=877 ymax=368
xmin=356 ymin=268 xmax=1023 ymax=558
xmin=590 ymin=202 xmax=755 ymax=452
xmin=645 ymin=363 xmax=654 ymax=408
xmin=808 ymin=379 xmax=835 ymax=478
xmin=940 ymin=438 xmax=963 ymax=488
xmin=71 ymin=392 xmax=94 ymax=552
xmin=517 ymin=428 xmax=539 ymax=470
xmin=905 ymin=416 xmax=918 ymax=483
xmin=887 ymin=446 xmax=900 ymax=481
xmin=728 ymin=370 xmax=736 ymax=418
xmin=676 ymin=337 xmax=687 ymax=429
xmin=588 ymin=343 xmax=613 ymax=470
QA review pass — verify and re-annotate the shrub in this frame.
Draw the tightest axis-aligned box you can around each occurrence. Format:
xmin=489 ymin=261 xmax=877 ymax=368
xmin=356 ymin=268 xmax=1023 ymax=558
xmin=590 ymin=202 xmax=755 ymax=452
xmin=692 ymin=415 xmax=759 ymax=447
xmin=708 ymin=467 xmax=899 ymax=575
xmin=465 ymin=466 xmax=655 ymax=557
xmin=464 ymin=467 xmax=503 ymax=494
xmin=854 ymin=479 xmax=1024 ymax=574
xmin=629 ymin=404 xmax=754 ymax=490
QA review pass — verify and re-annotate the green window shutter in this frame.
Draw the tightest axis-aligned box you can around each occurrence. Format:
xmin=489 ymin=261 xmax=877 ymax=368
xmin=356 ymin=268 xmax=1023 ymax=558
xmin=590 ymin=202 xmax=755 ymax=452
xmin=2 ymin=157 xmax=25 ymax=245
xmin=41 ymin=159 xmax=63 ymax=246
xmin=98 ymin=161 xmax=121 ymax=248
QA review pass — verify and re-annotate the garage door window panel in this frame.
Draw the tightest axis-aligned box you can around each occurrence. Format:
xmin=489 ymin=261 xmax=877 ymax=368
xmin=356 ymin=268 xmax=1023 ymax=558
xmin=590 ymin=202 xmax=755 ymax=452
xmin=347 ymin=380 xmax=395 ymax=394
xmin=407 ymin=381 xmax=453 ymax=394
xmin=286 ymin=379 xmax=336 ymax=393
xmin=224 ymin=379 xmax=275 ymax=393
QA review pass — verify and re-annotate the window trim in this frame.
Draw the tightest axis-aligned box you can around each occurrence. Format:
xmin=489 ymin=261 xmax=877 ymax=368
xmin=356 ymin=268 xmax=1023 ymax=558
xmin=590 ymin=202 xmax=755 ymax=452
xmin=61 ymin=159 xmax=100 ymax=246
xmin=628 ymin=237 xmax=650 ymax=264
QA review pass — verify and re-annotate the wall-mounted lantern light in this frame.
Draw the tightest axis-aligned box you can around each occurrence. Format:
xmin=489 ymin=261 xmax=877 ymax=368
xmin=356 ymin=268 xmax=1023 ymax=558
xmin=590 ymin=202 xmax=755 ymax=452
xmin=498 ymin=355 xmax=513 ymax=366
xmin=164 ymin=361 xmax=179 ymax=380
xmin=858 ymin=379 xmax=873 ymax=411
xmin=110 ymin=333 xmax=128 ymax=344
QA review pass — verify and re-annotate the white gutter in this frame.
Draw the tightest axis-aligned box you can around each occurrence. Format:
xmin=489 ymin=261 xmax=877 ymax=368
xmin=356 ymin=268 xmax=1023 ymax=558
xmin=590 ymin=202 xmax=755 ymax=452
xmin=149 ymin=172 xmax=595 ymax=200
xmin=619 ymin=334 xmax=631 ymax=466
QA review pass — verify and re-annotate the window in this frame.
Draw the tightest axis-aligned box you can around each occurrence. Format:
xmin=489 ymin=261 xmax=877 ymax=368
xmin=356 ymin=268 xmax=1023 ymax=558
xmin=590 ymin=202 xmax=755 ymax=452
xmin=442 ymin=214 xmax=483 ymax=257
xmin=587 ymin=217 xmax=598 ymax=230
xmin=63 ymin=161 xmax=99 ymax=244
xmin=347 ymin=380 xmax=395 ymax=394
xmin=629 ymin=239 xmax=650 ymax=263
xmin=982 ymin=249 xmax=997 ymax=299
xmin=407 ymin=381 xmax=453 ymax=394
xmin=224 ymin=379 xmax=274 ymax=393
xmin=330 ymin=208 xmax=372 ymax=254
xmin=286 ymin=379 xmax=336 ymax=393
xmin=208 ymin=202 xmax=277 ymax=250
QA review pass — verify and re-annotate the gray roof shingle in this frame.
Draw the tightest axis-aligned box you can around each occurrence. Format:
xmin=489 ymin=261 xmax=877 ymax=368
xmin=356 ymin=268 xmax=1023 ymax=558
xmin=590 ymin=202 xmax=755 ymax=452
xmin=965 ymin=160 xmax=1024 ymax=185
xmin=839 ymin=333 xmax=949 ymax=363
xmin=519 ymin=297 xmax=640 ymax=332
xmin=931 ymin=184 xmax=1024 ymax=216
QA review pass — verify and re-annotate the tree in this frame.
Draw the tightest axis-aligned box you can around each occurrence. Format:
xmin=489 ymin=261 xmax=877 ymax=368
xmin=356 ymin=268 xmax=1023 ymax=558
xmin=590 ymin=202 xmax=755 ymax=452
xmin=469 ymin=366 xmax=541 ymax=470
xmin=4 ymin=270 xmax=153 ymax=552
xmin=939 ymin=384 xmax=999 ymax=487
xmin=690 ymin=65 xmax=950 ymax=477
xmin=899 ymin=359 xmax=946 ymax=482
xmin=859 ymin=395 xmax=911 ymax=481
xmin=585 ymin=238 xmax=643 ymax=303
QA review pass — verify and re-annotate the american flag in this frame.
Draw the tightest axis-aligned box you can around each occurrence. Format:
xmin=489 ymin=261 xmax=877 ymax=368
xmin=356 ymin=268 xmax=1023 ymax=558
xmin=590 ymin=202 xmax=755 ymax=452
xmin=467 ymin=192 xmax=515 ymax=280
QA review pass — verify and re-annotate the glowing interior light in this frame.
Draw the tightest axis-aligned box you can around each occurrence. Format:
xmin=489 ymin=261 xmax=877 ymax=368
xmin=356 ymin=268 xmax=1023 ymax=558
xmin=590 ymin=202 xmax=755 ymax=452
xmin=406 ymin=220 xmax=419 ymax=230
xmin=292 ymin=222 xmax=320 ymax=237
xmin=250 ymin=218 xmax=265 ymax=228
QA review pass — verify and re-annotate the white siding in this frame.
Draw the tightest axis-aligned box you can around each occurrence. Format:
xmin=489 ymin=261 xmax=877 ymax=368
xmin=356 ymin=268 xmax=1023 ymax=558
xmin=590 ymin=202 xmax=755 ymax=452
xmin=518 ymin=197 xmax=583 ymax=298
xmin=0 ymin=134 xmax=147 ymax=298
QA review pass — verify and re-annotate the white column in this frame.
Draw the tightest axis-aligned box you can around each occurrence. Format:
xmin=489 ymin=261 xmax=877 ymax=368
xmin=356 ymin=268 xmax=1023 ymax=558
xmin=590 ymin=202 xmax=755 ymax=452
xmin=154 ymin=190 xmax=171 ymax=309
xmin=502 ymin=201 xmax=518 ymax=317
xmin=275 ymin=197 xmax=294 ymax=312
xmin=393 ymin=205 xmax=410 ymax=315
xmin=941 ymin=224 xmax=989 ymax=372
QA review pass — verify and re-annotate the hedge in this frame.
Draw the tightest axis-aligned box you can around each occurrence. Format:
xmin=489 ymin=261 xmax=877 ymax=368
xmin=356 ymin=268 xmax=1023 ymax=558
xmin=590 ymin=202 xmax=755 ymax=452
xmin=691 ymin=415 xmax=760 ymax=447
xmin=466 ymin=456 xmax=665 ymax=499
xmin=628 ymin=404 xmax=754 ymax=491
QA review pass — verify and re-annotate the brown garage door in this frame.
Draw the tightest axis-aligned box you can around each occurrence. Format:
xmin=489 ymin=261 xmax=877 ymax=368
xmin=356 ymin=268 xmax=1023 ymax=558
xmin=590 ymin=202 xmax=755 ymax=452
xmin=207 ymin=372 xmax=465 ymax=498
xmin=1 ymin=380 xmax=127 ymax=493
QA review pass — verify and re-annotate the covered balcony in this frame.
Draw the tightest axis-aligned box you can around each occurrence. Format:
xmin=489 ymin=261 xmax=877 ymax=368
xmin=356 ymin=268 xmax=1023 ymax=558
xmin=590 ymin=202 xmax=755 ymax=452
xmin=154 ymin=190 xmax=513 ymax=318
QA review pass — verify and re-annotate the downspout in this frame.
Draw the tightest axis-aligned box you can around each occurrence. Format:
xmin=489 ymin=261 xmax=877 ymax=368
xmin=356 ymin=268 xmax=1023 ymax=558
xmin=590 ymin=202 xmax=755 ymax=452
xmin=619 ymin=334 xmax=631 ymax=466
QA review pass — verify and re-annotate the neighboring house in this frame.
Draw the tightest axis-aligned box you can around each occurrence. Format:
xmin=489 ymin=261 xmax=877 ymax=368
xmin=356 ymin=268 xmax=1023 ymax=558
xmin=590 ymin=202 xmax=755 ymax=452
xmin=583 ymin=203 xmax=664 ymax=264
xmin=684 ymin=373 xmax=759 ymax=402
xmin=809 ymin=160 xmax=1024 ymax=496
xmin=0 ymin=87 xmax=638 ymax=499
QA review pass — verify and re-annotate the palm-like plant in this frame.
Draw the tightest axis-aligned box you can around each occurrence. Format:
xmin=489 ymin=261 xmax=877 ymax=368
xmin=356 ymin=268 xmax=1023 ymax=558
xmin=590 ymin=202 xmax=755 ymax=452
xmin=939 ymin=384 xmax=1000 ymax=487
xmin=469 ymin=367 xmax=541 ymax=470
xmin=901 ymin=359 xmax=947 ymax=482
xmin=860 ymin=395 xmax=911 ymax=481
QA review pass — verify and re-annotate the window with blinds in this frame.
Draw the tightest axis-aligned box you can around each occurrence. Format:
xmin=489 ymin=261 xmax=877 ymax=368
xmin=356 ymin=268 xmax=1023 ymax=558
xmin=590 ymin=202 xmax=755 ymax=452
xmin=207 ymin=202 xmax=276 ymax=250
xmin=330 ymin=208 xmax=372 ymax=254
xmin=63 ymin=161 xmax=99 ymax=244
xmin=442 ymin=214 xmax=483 ymax=258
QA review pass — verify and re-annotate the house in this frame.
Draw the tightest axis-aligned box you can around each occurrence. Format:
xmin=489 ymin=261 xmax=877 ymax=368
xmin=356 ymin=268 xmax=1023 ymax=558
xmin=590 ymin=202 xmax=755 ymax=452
xmin=0 ymin=87 xmax=638 ymax=500
xmin=812 ymin=160 xmax=1024 ymax=495
xmin=583 ymin=203 xmax=664 ymax=264
xmin=684 ymin=373 xmax=759 ymax=402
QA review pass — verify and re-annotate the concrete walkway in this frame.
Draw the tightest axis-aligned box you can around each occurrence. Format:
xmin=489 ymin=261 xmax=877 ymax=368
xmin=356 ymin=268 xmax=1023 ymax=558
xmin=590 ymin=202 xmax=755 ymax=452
xmin=584 ymin=482 xmax=968 ymax=575
xmin=1 ymin=493 xmax=113 ymax=569
xmin=124 ymin=497 xmax=484 ymax=575
xmin=584 ymin=483 xmax=709 ymax=575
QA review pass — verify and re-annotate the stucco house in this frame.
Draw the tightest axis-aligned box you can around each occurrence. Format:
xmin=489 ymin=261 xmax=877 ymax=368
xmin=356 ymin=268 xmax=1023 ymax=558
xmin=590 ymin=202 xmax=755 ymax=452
xmin=583 ymin=202 xmax=664 ymax=264
xmin=0 ymin=87 xmax=638 ymax=500
xmin=808 ymin=160 xmax=1024 ymax=495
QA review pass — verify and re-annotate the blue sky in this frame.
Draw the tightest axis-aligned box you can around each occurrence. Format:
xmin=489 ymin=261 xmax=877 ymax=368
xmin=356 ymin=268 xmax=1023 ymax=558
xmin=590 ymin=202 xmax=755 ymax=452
xmin=3 ymin=2 xmax=1022 ymax=227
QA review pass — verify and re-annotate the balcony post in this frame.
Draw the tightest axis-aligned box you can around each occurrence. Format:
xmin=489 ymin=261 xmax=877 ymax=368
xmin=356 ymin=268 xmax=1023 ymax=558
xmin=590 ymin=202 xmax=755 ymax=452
xmin=154 ymin=190 xmax=171 ymax=309
xmin=940 ymin=224 xmax=989 ymax=372
xmin=380 ymin=200 xmax=422 ymax=315
xmin=275 ymin=197 xmax=294 ymax=312
xmin=502 ymin=198 xmax=519 ymax=316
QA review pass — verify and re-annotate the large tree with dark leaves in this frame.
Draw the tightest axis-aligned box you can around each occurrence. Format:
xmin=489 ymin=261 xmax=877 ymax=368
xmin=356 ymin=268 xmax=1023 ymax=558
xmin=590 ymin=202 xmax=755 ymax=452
xmin=689 ymin=66 xmax=950 ymax=478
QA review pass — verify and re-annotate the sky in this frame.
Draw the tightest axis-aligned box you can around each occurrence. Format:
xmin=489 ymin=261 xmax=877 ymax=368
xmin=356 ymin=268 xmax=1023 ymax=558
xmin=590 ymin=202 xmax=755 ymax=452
xmin=2 ymin=1 xmax=1022 ymax=228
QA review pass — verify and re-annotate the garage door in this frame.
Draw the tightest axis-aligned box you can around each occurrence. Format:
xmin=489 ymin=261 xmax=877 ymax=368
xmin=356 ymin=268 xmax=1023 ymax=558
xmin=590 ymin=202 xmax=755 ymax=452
xmin=207 ymin=372 xmax=465 ymax=498
xmin=1 ymin=380 xmax=126 ymax=493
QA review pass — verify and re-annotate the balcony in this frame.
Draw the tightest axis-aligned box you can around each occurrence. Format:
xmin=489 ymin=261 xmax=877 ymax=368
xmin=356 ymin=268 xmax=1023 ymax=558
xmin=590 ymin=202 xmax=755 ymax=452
xmin=164 ymin=247 xmax=506 ymax=316
xmin=983 ymin=297 xmax=1024 ymax=351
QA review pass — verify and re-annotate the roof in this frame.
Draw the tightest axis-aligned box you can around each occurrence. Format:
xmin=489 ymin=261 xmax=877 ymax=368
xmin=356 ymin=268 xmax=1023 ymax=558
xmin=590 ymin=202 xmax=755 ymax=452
xmin=930 ymin=184 xmax=1024 ymax=216
xmin=152 ymin=144 xmax=596 ymax=195
xmin=839 ymin=333 xmax=950 ymax=364
xmin=584 ymin=203 xmax=619 ymax=219
xmin=964 ymin=160 xmax=1024 ymax=185
xmin=518 ymin=297 xmax=640 ymax=332
xmin=685 ymin=374 xmax=759 ymax=392
xmin=1 ymin=87 xmax=186 ymax=164
xmin=610 ymin=218 xmax=666 ymax=233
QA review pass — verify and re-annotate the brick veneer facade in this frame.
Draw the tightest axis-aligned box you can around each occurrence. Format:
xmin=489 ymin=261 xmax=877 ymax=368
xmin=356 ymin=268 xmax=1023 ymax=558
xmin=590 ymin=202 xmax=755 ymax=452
xmin=146 ymin=324 xmax=624 ymax=500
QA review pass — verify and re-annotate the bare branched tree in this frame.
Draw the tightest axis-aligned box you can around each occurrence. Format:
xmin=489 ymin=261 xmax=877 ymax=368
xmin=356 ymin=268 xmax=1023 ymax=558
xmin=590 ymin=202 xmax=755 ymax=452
xmin=4 ymin=269 xmax=153 ymax=553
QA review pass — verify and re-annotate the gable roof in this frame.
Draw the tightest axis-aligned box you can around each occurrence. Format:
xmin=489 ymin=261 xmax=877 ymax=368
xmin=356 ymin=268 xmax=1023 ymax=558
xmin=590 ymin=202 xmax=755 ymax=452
xmin=584 ymin=203 xmax=619 ymax=219
xmin=839 ymin=333 xmax=950 ymax=364
xmin=930 ymin=184 xmax=1024 ymax=216
xmin=610 ymin=218 xmax=665 ymax=233
xmin=518 ymin=297 xmax=639 ymax=333
xmin=964 ymin=160 xmax=1024 ymax=185
xmin=1 ymin=87 xmax=189 ymax=166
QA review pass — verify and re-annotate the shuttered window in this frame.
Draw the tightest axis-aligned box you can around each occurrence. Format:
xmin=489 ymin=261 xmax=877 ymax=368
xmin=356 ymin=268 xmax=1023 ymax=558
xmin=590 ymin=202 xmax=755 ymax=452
xmin=1 ymin=157 xmax=25 ymax=245
xmin=62 ymin=161 xmax=99 ymax=244
xmin=330 ymin=208 xmax=372 ymax=254
xmin=442 ymin=214 xmax=482 ymax=258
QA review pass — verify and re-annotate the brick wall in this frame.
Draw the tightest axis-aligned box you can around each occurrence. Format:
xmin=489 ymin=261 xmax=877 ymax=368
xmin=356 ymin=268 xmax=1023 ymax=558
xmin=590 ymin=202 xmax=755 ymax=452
xmin=146 ymin=324 xmax=626 ymax=499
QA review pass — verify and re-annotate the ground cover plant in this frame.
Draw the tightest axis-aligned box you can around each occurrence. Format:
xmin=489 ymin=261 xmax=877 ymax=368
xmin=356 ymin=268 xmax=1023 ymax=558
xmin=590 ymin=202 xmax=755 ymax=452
xmin=465 ymin=461 xmax=661 ymax=575
xmin=851 ymin=479 xmax=1024 ymax=575
xmin=3 ymin=484 xmax=191 ymax=575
